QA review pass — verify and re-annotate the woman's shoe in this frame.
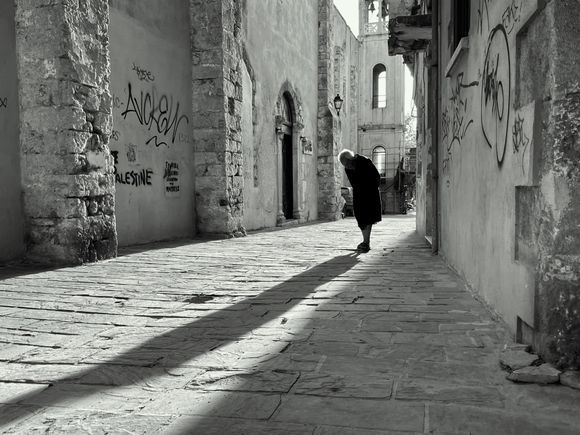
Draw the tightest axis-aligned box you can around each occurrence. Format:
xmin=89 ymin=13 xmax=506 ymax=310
xmin=356 ymin=242 xmax=370 ymax=253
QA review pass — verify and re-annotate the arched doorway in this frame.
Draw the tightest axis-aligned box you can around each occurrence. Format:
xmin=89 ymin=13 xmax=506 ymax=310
xmin=280 ymin=94 xmax=294 ymax=220
xmin=275 ymin=84 xmax=305 ymax=225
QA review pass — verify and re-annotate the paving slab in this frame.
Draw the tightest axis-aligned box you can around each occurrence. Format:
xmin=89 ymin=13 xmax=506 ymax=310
xmin=0 ymin=216 xmax=579 ymax=433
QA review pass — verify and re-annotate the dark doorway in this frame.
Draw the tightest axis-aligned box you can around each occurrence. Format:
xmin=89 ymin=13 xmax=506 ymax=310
xmin=282 ymin=133 xmax=293 ymax=219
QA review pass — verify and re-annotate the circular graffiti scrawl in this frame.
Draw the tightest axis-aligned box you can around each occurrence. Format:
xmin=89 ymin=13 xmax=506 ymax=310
xmin=481 ymin=24 xmax=511 ymax=167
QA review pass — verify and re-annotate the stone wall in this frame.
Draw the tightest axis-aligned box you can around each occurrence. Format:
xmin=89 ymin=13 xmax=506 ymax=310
xmin=530 ymin=0 xmax=580 ymax=368
xmin=15 ymin=0 xmax=116 ymax=264
xmin=317 ymin=0 xmax=343 ymax=221
xmin=191 ymin=0 xmax=245 ymax=237
xmin=0 ymin=1 xmax=24 ymax=262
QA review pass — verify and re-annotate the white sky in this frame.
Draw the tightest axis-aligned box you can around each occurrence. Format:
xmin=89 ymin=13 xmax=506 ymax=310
xmin=333 ymin=0 xmax=415 ymax=116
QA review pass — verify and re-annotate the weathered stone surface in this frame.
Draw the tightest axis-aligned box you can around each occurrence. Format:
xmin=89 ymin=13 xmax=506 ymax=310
xmin=396 ymin=380 xmax=504 ymax=407
xmin=560 ymin=371 xmax=580 ymax=390
xmin=292 ymin=373 xmax=393 ymax=399
xmin=0 ymin=217 xmax=579 ymax=433
xmin=430 ymin=403 xmax=580 ymax=435
xmin=15 ymin=0 xmax=116 ymax=265
xmin=273 ymin=395 xmax=424 ymax=432
xmin=500 ymin=350 xmax=541 ymax=371
xmin=507 ymin=363 xmax=561 ymax=384
xmin=186 ymin=369 xmax=299 ymax=393
xmin=139 ymin=390 xmax=281 ymax=419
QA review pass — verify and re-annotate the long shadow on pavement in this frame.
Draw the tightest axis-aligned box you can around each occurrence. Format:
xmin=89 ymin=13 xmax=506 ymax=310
xmin=0 ymin=253 xmax=361 ymax=428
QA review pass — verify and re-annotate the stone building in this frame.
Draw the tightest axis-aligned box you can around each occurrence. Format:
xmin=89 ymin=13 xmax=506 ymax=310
xmin=357 ymin=0 xmax=406 ymax=214
xmin=0 ymin=0 xmax=405 ymax=265
xmin=390 ymin=0 xmax=580 ymax=368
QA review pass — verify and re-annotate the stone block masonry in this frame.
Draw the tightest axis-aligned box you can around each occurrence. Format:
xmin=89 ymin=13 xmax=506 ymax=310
xmin=317 ymin=0 xmax=343 ymax=221
xmin=191 ymin=0 xmax=245 ymax=237
xmin=15 ymin=0 xmax=117 ymax=264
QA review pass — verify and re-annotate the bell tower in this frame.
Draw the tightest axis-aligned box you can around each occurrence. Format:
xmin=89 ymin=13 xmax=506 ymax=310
xmin=357 ymin=0 xmax=407 ymax=213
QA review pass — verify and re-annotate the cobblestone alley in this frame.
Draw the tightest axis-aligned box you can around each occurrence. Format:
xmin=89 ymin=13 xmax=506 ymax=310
xmin=0 ymin=216 xmax=579 ymax=434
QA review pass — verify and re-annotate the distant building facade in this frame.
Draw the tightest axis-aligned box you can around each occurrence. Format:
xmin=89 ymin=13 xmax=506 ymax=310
xmin=390 ymin=0 xmax=580 ymax=368
xmin=0 ymin=0 xmax=406 ymax=265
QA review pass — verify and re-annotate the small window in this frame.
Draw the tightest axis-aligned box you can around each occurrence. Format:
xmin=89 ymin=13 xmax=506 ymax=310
xmin=372 ymin=146 xmax=386 ymax=176
xmin=372 ymin=64 xmax=387 ymax=109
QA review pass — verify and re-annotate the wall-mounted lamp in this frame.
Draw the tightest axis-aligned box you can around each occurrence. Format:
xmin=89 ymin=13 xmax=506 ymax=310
xmin=333 ymin=94 xmax=344 ymax=116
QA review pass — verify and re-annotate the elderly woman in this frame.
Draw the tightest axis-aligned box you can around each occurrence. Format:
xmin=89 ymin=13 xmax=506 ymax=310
xmin=338 ymin=149 xmax=382 ymax=252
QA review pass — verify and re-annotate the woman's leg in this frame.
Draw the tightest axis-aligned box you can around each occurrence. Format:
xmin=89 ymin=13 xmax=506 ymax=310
xmin=361 ymin=224 xmax=372 ymax=245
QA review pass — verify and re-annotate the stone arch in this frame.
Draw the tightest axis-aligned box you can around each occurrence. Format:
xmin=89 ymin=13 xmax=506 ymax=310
xmin=274 ymin=82 xmax=306 ymax=224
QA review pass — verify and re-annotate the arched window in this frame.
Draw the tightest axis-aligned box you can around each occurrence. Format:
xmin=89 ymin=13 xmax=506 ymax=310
xmin=372 ymin=146 xmax=386 ymax=177
xmin=372 ymin=64 xmax=387 ymax=109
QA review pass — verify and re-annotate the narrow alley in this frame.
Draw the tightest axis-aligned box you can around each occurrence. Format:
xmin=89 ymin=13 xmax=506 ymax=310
xmin=1 ymin=216 xmax=579 ymax=434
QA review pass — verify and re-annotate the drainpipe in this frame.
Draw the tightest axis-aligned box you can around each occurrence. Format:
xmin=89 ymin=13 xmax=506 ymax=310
xmin=431 ymin=0 xmax=440 ymax=254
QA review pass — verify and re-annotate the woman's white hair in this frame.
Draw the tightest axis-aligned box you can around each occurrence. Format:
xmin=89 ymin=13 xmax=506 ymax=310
xmin=338 ymin=149 xmax=355 ymax=165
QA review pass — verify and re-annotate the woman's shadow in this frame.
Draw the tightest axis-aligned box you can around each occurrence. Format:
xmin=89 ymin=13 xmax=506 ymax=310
xmin=0 ymin=253 xmax=361 ymax=428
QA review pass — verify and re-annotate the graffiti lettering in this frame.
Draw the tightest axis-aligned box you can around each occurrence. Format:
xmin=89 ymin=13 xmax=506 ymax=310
xmin=112 ymin=94 xmax=123 ymax=109
xmin=132 ymin=63 xmax=155 ymax=82
xmin=0 ymin=97 xmax=7 ymax=108
xmin=164 ymin=161 xmax=180 ymax=195
xmin=477 ymin=0 xmax=493 ymax=34
xmin=502 ymin=0 xmax=523 ymax=34
xmin=121 ymin=82 xmax=189 ymax=146
xmin=512 ymin=114 xmax=529 ymax=154
xmin=145 ymin=135 xmax=168 ymax=148
xmin=115 ymin=168 xmax=153 ymax=187
xmin=512 ymin=113 xmax=530 ymax=175
xmin=481 ymin=24 xmax=511 ymax=167
xmin=441 ymin=73 xmax=478 ymax=173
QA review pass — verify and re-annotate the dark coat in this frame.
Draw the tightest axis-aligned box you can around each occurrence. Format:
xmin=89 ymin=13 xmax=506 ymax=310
xmin=345 ymin=154 xmax=382 ymax=229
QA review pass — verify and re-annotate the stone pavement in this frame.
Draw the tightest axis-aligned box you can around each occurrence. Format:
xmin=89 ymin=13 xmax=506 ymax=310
xmin=0 ymin=216 xmax=579 ymax=434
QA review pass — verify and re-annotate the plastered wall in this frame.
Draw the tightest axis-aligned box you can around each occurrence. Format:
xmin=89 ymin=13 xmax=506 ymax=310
xmin=241 ymin=0 xmax=320 ymax=230
xmin=109 ymin=0 xmax=195 ymax=246
xmin=437 ymin=0 xmax=541 ymax=330
xmin=0 ymin=1 xmax=24 ymax=262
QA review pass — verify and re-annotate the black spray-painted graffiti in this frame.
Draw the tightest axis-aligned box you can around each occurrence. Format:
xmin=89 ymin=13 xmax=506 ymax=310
xmin=132 ymin=63 xmax=155 ymax=82
xmin=443 ymin=73 xmax=479 ymax=152
xmin=163 ymin=161 xmax=180 ymax=194
xmin=121 ymin=82 xmax=189 ymax=148
xmin=111 ymin=150 xmax=153 ymax=187
xmin=481 ymin=24 xmax=511 ymax=167
xmin=512 ymin=113 xmax=530 ymax=175
xmin=477 ymin=0 xmax=493 ymax=34
xmin=512 ymin=114 xmax=529 ymax=153
xmin=116 ymin=168 xmax=153 ymax=186
xmin=0 ymin=97 xmax=6 ymax=108
xmin=502 ymin=0 xmax=523 ymax=35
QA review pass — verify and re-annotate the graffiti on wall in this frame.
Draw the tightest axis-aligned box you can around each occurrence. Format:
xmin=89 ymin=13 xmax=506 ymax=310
xmin=441 ymin=73 xmax=479 ymax=177
xmin=111 ymin=150 xmax=153 ymax=187
xmin=512 ymin=112 xmax=531 ymax=175
xmin=481 ymin=24 xmax=511 ymax=168
xmin=132 ymin=62 xmax=155 ymax=82
xmin=120 ymin=82 xmax=190 ymax=148
xmin=0 ymin=97 xmax=6 ymax=108
xmin=502 ymin=0 xmax=524 ymax=34
xmin=163 ymin=161 xmax=180 ymax=197
xmin=477 ymin=0 xmax=493 ymax=34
